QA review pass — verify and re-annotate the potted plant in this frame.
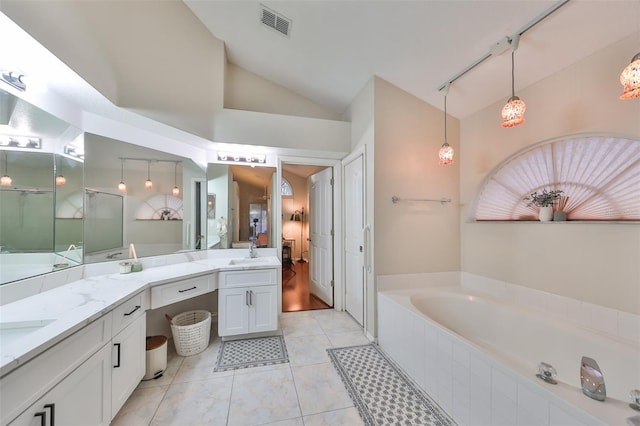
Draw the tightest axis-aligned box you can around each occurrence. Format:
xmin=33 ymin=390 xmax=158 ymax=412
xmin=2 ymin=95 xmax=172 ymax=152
xmin=525 ymin=189 xmax=563 ymax=221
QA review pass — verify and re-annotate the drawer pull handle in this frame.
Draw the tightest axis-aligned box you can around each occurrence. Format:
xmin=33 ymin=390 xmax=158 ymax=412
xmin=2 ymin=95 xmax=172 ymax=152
xmin=44 ymin=403 xmax=55 ymax=426
xmin=114 ymin=343 xmax=121 ymax=368
xmin=246 ymin=290 xmax=250 ymax=306
xmin=178 ymin=286 xmax=197 ymax=293
xmin=124 ymin=305 xmax=141 ymax=316
xmin=34 ymin=411 xmax=46 ymax=426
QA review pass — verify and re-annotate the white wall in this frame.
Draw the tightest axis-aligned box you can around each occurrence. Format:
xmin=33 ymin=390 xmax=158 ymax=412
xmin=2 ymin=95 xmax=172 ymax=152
xmin=282 ymin=171 xmax=308 ymax=260
xmin=461 ymin=33 xmax=640 ymax=314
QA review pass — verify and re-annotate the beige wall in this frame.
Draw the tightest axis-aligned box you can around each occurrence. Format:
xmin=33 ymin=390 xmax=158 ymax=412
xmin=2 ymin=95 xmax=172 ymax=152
xmin=225 ymin=63 xmax=342 ymax=121
xmin=461 ymin=33 xmax=640 ymax=314
xmin=374 ymin=78 xmax=461 ymax=276
xmin=3 ymin=0 xmax=225 ymax=141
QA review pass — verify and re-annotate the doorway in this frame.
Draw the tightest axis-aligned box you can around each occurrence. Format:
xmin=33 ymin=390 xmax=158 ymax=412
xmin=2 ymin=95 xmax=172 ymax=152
xmin=281 ymin=163 xmax=333 ymax=312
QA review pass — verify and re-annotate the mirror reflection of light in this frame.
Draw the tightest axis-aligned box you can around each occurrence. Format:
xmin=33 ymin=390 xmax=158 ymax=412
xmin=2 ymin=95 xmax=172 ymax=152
xmin=467 ymin=296 xmax=474 ymax=302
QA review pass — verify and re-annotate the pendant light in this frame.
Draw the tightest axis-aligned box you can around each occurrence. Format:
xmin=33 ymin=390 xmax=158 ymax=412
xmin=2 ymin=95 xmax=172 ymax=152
xmin=145 ymin=161 xmax=153 ymax=190
xmin=55 ymin=158 xmax=66 ymax=186
xmin=0 ymin=151 xmax=11 ymax=187
xmin=172 ymin=162 xmax=180 ymax=196
xmin=620 ymin=52 xmax=640 ymax=100
xmin=501 ymin=36 xmax=526 ymax=128
xmin=438 ymin=84 xmax=454 ymax=166
xmin=118 ymin=159 xmax=127 ymax=192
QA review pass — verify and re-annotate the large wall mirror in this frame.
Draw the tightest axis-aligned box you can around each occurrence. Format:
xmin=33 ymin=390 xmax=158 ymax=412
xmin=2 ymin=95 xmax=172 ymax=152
xmin=84 ymin=134 xmax=207 ymax=263
xmin=207 ymin=164 xmax=276 ymax=250
xmin=0 ymin=88 xmax=84 ymax=284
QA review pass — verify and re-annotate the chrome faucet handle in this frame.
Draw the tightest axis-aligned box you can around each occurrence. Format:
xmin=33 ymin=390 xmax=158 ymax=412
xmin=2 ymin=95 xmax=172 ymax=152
xmin=536 ymin=362 xmax=558 ymax=384
xmin=580 ymin=356 xmax=606 ymax=401
xmin=630 ymin=389 xmax=640 ymax=411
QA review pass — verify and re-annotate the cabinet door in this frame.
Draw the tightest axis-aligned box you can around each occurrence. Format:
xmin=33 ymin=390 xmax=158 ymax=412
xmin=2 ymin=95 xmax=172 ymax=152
xmin=111 ymin=314 xmax=146 ymax=419
xmin=218 ymin=287 xmax=249 ymax=336
xmin=9 ymin=344 xmax=112 ymax=426
xmin=249 ymin=285 xmax=277 ymax=333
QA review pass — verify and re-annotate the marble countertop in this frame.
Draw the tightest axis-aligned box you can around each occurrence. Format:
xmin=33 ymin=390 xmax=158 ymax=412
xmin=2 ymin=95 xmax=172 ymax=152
xmin=0 ymin=255 xmax=280 ymax=377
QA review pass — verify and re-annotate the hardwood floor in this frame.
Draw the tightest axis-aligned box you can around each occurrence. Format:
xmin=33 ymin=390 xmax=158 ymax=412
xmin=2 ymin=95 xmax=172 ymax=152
xmin=282 ymin=261 xmax=331 ymax=312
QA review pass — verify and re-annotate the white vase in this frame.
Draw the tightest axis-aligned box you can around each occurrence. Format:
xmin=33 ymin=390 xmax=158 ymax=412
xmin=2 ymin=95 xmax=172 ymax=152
xmin=538 ymin=206 xmax=553 ymax=222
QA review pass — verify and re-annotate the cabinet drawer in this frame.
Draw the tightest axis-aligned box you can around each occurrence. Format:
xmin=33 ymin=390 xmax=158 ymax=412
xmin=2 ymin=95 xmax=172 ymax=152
xmin=112 ymin=292 xmax=146 ymax=336
xmin=219 ymin=269 xmax=277 ymax=289
xmin=150 ymin=274 xmax=214 ymax=309
xmin=0 ymin=315 xmax=112 ymax=425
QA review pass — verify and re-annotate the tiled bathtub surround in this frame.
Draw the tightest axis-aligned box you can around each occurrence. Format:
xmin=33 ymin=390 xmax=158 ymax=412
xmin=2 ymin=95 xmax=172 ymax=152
xmin=377 ymin=273 xmax=639 ymax=426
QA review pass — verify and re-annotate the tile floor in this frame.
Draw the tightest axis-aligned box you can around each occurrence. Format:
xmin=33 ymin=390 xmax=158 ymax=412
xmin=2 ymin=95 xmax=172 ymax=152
xmin=113 ymin=309 xmax=370 ymax=426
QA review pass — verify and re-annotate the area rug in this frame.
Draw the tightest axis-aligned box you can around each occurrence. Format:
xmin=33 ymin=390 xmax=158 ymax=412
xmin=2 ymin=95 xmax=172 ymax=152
xmin=214 ymin=335 xmax=289 ymax=372
xmin=327 ymin=344 xmax=455 ymax=426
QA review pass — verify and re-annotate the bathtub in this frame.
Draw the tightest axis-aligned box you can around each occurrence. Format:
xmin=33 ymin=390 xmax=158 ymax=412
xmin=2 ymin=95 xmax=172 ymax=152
xmin=0 ymin=253 xmax=81 ymax=284
xmin=378 ymin=286 xmax=639 ymax=426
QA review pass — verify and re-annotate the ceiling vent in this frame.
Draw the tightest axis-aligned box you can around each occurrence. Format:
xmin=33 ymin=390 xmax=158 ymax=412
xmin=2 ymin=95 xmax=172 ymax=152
xmin=260 ymin=5 xmax=291 ymax=37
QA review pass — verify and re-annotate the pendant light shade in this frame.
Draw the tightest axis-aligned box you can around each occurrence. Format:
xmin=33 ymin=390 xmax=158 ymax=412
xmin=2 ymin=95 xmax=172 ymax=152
xmin=501 ymin=46 xmax=526 ymax=128
xmin=118 ymin=159 xmax=127 ymax=192
xmin=1 ymin=152 xmax=11 ymax=187
xmin=620 ymin=52 xmax=640 ymax=100
xmin=172 ymin=162 xmax=180 ymax=196
xmin=145 ymin=161 xmax=153 ymax=190
xmin=55 ymin=175 xmax=66 ymax=186
xmin=439 ymin=86 xmax=454 ymax=166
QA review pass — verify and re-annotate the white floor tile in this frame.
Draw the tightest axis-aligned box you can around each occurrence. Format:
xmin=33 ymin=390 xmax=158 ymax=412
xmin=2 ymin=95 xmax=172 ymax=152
xmin=284 ymin=334 xmax=333 ymax=367
xmin=112 ymin=385 xmax=168 ymax=426
xmin=292 ymin=362 xmax=354 ymax=416
xmin=303 ymin=407 xmax=364 ymax=426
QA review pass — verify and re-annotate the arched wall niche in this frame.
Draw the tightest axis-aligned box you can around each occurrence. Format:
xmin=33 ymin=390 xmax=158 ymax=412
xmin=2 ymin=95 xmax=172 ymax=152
xmin=471 ymin=133 xmax=640 ymax=222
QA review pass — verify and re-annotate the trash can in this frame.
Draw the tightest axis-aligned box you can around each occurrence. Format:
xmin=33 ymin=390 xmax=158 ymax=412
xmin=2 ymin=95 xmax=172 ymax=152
xmin=143 ymin=335 xmax=167 ymax=380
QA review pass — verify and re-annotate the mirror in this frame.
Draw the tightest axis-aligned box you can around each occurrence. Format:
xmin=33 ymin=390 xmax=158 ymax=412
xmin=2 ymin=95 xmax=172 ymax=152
xmin=207 ymin=164 xmax=276 ymax=249
xmin=0 ymin=88 xmax=84 ymax=284
xmin=84 ymin=133 xmax=206 ymax=263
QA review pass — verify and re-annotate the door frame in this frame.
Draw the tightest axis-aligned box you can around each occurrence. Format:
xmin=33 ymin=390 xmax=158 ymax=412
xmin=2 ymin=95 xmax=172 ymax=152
xmin=341 ymin=145 xmax=368 ymax=332
xmin=276 ymin=155 xmax=343 ymax=314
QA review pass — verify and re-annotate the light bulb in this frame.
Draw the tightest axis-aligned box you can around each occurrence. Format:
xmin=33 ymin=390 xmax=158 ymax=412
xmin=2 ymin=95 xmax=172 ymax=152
xmin=501 ymin=96 xmax=526 ymax=128
xmin=145 ymin=179 xmax=153 ymax=189
xmin=620 ymin=53 xmax=640 ymax=100
xmin=172 ymin=186 xmax=180 ymax=196
xmin=118 ymin=181 xmax=127 ymax=192
xmin=55 ymin=175 xmax=66 ymax=186
xmin=439 ymin=143 xmax=454 ymax=166
xmin=0 ymin=175 xmax=11 ymax=187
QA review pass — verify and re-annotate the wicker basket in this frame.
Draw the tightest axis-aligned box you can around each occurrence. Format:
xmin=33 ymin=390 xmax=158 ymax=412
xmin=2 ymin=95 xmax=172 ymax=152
xmin=169 ymin=310 xmax=211 ymax=356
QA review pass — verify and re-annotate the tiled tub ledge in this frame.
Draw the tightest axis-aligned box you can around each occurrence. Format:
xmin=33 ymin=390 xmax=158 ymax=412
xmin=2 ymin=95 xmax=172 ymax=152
xmin=0 ymin=249 xmax=279 ymax=377
xmin=377 ymin=275 xmax=639 ymax=426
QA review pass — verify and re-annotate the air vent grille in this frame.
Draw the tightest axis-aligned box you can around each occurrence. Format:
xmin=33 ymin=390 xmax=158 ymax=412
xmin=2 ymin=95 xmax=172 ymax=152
xmin=261 ymin=5 xmax=291 ymax=37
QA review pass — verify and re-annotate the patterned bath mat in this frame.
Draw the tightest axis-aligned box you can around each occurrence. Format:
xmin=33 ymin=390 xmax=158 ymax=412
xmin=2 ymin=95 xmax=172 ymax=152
xmin=214 ymin=335 xmax=289 ymax=372
xmin=327 ymin=344 xmax=455 ymax=426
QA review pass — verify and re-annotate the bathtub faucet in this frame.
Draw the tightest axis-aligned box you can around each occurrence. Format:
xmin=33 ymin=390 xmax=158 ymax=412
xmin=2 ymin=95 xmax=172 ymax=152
xmin=580 ymin=356 xmax=606 ymax=401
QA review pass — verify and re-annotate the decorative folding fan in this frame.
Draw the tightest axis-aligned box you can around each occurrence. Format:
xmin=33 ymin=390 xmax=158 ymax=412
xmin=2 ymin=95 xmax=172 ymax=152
xmin=135 ymin=194 xmax=183 ymax=220
xmin=472 ymin=134 xmax=640 ymax=221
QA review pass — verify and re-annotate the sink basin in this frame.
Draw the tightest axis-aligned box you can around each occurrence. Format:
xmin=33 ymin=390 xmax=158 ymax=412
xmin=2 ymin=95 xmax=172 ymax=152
xmin=229 ymin=257 xmax=270 ymax=266
xmin=0 ymin=319 xmax=55 ymax=348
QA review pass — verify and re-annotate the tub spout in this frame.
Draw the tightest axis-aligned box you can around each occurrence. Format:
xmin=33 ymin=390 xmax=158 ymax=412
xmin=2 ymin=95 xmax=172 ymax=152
xmin=580 ymin=356 xmax=606 ymax=401
xmin=536 ymin=362 xmax=557 ymax=384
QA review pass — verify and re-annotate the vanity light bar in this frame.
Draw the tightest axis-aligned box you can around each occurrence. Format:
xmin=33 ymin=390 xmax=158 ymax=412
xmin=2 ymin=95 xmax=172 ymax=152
xmin=217 ymin=151 xmax=266 ymax=164
xmin=64 ymin=144 xmax=84 ymax=160
xmin=0 ymin=135 xmax=41 ymax=149
xmin=1 ymin=70 xmax=27 ymax=92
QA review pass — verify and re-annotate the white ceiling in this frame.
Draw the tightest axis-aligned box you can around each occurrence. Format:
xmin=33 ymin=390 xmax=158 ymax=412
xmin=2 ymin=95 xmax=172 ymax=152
xmin=185 ymin=0 xmax=640 ymax=118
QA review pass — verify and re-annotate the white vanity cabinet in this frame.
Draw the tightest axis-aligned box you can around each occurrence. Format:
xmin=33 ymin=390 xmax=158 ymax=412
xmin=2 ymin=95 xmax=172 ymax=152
xmin=2 ymin=316 xmax=113 ymax=426
xmin=218 ymin=268 xmax=278 ymax=336
xmin=8 ymin=344 xmax=112 ymax=426
xmin=110 ymin=293 xmax=146 ymax=418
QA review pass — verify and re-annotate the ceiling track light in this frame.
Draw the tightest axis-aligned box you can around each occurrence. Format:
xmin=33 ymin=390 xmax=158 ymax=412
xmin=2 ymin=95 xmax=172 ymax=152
xmin=501 ymin=36 xmax=526 ymax=128
xmin=620 ymin=52 xmax=640 ymax=100
xmin=438 ymin=84 xmax=454 ymax=166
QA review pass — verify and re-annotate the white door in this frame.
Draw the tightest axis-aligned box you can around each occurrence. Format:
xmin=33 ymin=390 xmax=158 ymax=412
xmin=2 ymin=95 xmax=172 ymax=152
xmin=309 ymin=167 xmax=333 ymax=306
xmin=344 ymin=154 xmax=364 ymax=325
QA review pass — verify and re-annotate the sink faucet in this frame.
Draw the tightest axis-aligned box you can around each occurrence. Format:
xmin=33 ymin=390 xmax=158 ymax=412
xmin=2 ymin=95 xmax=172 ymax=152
xmin=249 ymin=237 xmax=258 ymax=258
xmin=581 ymin=356 xmax=606 ymax=401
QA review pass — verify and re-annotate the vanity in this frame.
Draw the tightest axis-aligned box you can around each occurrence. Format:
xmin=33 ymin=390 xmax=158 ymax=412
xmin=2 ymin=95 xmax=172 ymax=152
xmin=0 ymin=251 xmax=280 ymax=426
